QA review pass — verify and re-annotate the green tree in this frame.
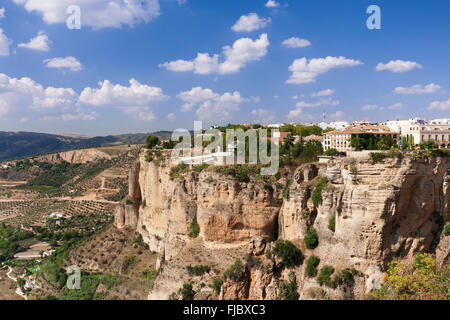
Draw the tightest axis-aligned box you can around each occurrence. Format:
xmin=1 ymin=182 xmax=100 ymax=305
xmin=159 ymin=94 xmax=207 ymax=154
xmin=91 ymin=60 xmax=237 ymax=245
xmin=305 ymin=255 xmax=320 ymax=277
xmin=304 ymin=227 xmax=319 ymax=249
xmin=145 ymin=135 xmax=160 ymax=149
xmin=273 ymin=240 xmax=303 ymax=267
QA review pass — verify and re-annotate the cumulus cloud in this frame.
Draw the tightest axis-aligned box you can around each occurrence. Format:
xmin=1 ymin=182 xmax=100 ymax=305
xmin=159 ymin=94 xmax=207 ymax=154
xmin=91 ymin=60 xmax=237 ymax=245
xmin=394 ymin=83 xmax=441 ymax=95
xmin=0 ymin=29 xmax=11 ymax=56
xmin=61 ymin=109 xmax=97 ymax=121
xmin=265 ymin=0 xmax=280 ymax=7
xmin=177 ymin=87 xmax=246 ymax=120
xmin=0 ymin=99 xmax=9 ymax=116
xmin=160 ymin=34 xmax=269 ymax=75
xmin=287 ymin=56 xmax=362 ymax=84
xmin=428 ymin=98 xmax=450 ymax=111
xmin=388 ymin=103 xmax=404 ymax=110
xmin=361 ymin=104 xmax=380 ymax=111
xmin=282 ymin=37 xmax=311 ymax=48
xmin=0 ymin=73 xmax=169 ymax=122
xmin=44 ymin=56 xmax=82 ymax=71
xmin=287 ymin=107 xmax=302 ymax=120
xmin=0 ymin=73 xmax=87 ymax=122
xmin=311 ymin=89 xmax=335 ymax=97
xmin=0 ymin=8 xmax=5 ymax=19
xmin=13 ymin=0 xmax=161 ymax=29
xmin=18 ymin=31 xmax=51 ymax=51
xmin=251 ymin=108 xmax=275 ymax=122
xmin=375 ymin=60 xmax=422 ymax=73
xmin=0 ymin=73 xmax=78 ymax=111
xmin=167 ymin=113 xmax=175 ymax=121
xmin=295 ymin=98 xmax=339 ymax=108
xmin=231 ymin=13 xmax=271 ymax=32
xmin=80 ymin=79 xmax=168 ymax=112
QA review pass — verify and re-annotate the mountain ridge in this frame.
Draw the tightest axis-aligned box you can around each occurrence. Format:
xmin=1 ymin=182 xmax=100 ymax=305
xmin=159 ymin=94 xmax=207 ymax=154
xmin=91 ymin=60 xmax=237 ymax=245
xmin=0 ymin=131 xmax=173 ymax=161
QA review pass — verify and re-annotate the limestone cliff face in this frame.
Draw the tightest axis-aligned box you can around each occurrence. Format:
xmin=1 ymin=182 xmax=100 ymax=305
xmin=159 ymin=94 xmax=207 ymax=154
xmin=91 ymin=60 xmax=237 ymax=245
xmin=280 ymin=156 xmax=450 ymax=271
xmin=116 ymin=153 xmax=283 ymax=260
xmin=35 ymin=148 xmax=114 ymax=164
xmin=116 ymin=151 xmax=450 ymax=298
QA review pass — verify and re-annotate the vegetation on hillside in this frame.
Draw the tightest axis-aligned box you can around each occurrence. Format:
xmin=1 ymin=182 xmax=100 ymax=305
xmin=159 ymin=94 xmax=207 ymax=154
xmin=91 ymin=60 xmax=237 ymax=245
xmin=369 ymin=253 xmax=449 ymax=300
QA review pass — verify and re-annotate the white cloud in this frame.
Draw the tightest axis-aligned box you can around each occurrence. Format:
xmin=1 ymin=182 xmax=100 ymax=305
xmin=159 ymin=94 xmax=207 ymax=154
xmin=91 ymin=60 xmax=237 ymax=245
xmin=295 ymin=98 xmax=339 ymax=108
xmin=0 ymin=29 xmax=11 ymax=56
xmin=0 ymin=99 xmax=9 ymax=116
xmin=44 ymin=56 xmax=82 ymax=71
xmin=177 ymin=87 xmax=245 ymax=120
xmin=0 ymin=8 xmax=5 ymax=19
xmin=251 ymin=108 xmax=275 ymax=122
xmin=61 ymin=109 xmax=97 ymax=121
xmin=232 ymin=13 xmax=271 ymax=32
xmin=388 ymin=103 xmax=404 ymax=110
xmin=311 ymin=89 xmax=335 ymax=97
xmin=330 ymin=110 xmax=345 ymax=121
xmin=394 ymin=83 xmax=441 ymax=95
xmin=361 ymin=104 xmax=380 ymax=111
xmin=375 ymin=60 xmax=422 ymax=73
xmin=161 ymin=33 xmax=269 ymax=75
xmin=287 ymin=56 xmax=363 ymax=84
xmin=18 ymin=31 xmax=51 ymax=51
xmin=167 ymin=113 xmax=175 ymax=121
xmin=13 ymin=0 xmax=161 ymax=29
xmin=282 ymin=37 xmax=311 ymax=48
xmin=287 ymin=107 xmax=302 ymax=120
xmin=265 ymin=0 xmax=280 ymax=8
xmin=137 ymin=110 xmax=156 ymax=121
xmin=80 ymin=79 xmax=168 ymax=112
xmin=427 ymin=99 xmax=450 ymax=111
xmin=0 ymin=73 xmax=77 ymax=111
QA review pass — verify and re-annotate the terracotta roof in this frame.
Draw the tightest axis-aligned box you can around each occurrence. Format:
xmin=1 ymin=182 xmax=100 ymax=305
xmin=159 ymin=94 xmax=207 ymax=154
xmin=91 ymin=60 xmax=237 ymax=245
xmin=324 ymin=124 xmax=398 ymax=136
xmin=303 ymin=135 xmax=323 ymax=142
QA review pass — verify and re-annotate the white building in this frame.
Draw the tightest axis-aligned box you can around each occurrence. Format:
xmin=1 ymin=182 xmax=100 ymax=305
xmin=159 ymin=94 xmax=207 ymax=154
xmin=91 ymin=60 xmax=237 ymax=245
xmin=384 ymin=119 xmax=450 ymax=148
xmin=323 ymin=124 xmax=399 ymax=152
xmin=430 ymin=119 xmax=450 ymax=125
xmin=400 ymin=124 xmax=450 ymax=148
xmin=318 ymin=121 xmax=350 ymax=130
xmin=267 ymin=123 xmax=285 ymax=128
xmin=384 ymin=118 xmax=426 ymax=134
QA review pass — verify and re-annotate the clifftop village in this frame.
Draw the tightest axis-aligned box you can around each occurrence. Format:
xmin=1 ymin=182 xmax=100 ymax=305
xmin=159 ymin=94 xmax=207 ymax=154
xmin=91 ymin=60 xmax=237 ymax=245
xmin=210 ymin=118 xmax=450 ymax=153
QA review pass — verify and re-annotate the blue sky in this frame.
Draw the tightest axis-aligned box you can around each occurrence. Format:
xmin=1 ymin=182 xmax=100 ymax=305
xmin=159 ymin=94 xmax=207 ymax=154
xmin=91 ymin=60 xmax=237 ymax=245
xmin=0 ymin=0 xmax=449 ymax=136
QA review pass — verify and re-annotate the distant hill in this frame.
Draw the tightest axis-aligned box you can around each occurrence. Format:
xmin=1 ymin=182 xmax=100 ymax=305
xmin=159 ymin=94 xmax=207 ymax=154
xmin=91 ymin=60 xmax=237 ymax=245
xmin=0 ymin=131 xmax=173 ymax=161
xmin=115 ymin=131 xmax=173 ymax=144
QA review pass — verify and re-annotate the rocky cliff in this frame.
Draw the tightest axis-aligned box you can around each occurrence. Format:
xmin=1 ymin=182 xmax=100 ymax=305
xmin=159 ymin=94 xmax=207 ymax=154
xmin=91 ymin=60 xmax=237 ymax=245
xmin=115 ymin=152 xmax=450 ymax=299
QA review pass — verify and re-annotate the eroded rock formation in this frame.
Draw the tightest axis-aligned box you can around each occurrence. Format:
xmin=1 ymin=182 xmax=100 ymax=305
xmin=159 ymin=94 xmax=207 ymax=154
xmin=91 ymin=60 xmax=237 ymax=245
xmin=115 ymin=151 xmax=450 ymax=298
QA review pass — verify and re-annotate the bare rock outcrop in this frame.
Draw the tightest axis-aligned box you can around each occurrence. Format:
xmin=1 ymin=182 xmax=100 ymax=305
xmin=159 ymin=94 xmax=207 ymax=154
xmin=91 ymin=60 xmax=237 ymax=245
xmin=281 ymin=156 xmax=450 ymax=271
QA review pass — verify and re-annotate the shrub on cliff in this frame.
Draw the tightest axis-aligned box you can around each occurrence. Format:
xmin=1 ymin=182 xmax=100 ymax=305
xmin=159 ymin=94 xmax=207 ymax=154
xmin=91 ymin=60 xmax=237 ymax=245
xmin=190 ymin=217 xmax=200 ymax=238
xmin=305 ymin=255 xmax=320 ymax=277
xmin=445 ymin=225 xmax=450 ymax=236
xmin=318 ymin=265 xmax=335 ymax=287
xmin=278 ymin=272 xmax=299 ymax=300
xmin=369 ymin=253 xmax=449 ymax=300
xmin=187 ymin=265 xmax=210 ymax=276
xmin=223 ymin=259 xmax=243 ymax=281
xmin=170 ymin=163 xmax=189 ymax=180
xmin=180 ymin=282 xmax=195 ymax=300
xmin=304 ymin=227 xmax=319 ymax=249
xmin=312 ymin=177 xmax=328 ymax=207
xmin=370 ymin=152 xmax=387 ymax=163
xmin=328 ymin=216 xmax=336 ymax=232
xmin=211 ymin=279 xmax=223 ymax=295
xmin=273 ymin=240 xmax=303 ymax=267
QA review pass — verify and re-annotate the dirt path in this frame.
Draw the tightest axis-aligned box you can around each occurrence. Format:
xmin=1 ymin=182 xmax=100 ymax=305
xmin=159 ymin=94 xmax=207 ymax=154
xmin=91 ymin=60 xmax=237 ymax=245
xmin=6 ymin=267 xmax=27 ymax=300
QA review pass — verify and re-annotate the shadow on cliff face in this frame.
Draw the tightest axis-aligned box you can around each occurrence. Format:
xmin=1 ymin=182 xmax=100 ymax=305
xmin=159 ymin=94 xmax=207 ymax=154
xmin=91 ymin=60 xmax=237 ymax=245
xmin=381 ymin=159 xmax=449 ymax=268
